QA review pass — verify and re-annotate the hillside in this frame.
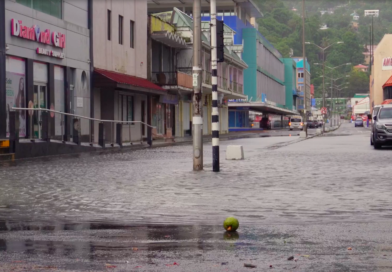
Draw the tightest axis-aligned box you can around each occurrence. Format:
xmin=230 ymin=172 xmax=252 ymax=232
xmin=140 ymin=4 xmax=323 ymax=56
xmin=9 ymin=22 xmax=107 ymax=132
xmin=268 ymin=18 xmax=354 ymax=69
xmin=253 ymin=0 xmax=392 ymax=98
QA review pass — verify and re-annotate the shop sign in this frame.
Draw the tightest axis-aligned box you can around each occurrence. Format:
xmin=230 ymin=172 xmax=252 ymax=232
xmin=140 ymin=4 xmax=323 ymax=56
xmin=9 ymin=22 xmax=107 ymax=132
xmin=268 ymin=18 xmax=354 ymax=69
xmin=382 ymin=57 xmax=392 ymax=71
xmin=160 ymin=94 xmax=178 ymax=105
xmin=11 ymin=19 xmax=66 ymax=48
xmin=36 ymin=48 xmax=64 ymax=59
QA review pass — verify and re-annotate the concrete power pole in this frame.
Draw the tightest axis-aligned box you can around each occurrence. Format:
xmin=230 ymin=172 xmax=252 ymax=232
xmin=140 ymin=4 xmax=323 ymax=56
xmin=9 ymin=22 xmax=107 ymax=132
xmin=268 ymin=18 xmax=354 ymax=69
xmin=210 ymin=0 xmax=219 ymax=172
xmin=302 ymin=0 xmax=307 ymax=136
xmin=0 ymin=0 xmax=6 ymax=139
xmin=192 ymin=0 xmax=203 ymax=171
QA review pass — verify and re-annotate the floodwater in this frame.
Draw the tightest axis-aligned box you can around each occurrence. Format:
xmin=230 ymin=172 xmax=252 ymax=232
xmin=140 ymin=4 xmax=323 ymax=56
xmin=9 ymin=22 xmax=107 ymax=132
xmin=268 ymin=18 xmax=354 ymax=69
xmin=1 ymin=123 xmax=392 ymax=271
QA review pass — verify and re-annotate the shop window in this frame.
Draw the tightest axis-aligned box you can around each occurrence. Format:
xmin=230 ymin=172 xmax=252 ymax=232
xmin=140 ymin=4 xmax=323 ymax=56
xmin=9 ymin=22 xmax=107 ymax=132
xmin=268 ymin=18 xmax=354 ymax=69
xmin=6 ymin=56 xmax=26 ymax=138
xmin=107 ymin=10 xmax=111 ymax=41
xmin=119 ymin=95 xmax=134 ymax=122
xmin=130 ymin=20 xmax=135 ymax=48
xmin=119 ymin=15 xmax=123 ymax=45
xmin=384 ymin=87 xmax=392 ymax=100
xmin=16 ymin=0 xmax=62 ymax=19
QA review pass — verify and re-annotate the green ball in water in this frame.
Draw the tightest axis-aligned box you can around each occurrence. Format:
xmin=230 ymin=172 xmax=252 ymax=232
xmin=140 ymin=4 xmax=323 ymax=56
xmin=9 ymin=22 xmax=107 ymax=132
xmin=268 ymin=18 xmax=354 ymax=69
xmin=223 ymin=217 xmax=239 ymax=232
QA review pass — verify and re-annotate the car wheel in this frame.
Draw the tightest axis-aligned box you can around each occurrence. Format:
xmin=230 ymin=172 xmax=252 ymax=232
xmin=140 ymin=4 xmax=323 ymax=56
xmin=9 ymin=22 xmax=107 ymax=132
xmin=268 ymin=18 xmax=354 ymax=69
xmin=374 ymin=142 xmax=382 ymax=150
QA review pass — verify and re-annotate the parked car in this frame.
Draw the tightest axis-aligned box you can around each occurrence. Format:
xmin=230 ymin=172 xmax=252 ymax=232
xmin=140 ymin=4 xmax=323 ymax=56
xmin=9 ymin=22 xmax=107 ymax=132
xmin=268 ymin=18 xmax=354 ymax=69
xmin=370 ymin=105 xmax=381 ymax=145
xmin=289 ymin=116 xmax=303 ymax=131
xmin=317 ymin=120 xmax=324 ymax=127
xmin=259 ymin=117 xmax=271 ymax=130
xmin=354 ymin=118 xmax=364 ymax=127
xmin=371 ymin=104 xmax=392 ymax=149
xmin=307 ymin=120 xmax=319 ymax=129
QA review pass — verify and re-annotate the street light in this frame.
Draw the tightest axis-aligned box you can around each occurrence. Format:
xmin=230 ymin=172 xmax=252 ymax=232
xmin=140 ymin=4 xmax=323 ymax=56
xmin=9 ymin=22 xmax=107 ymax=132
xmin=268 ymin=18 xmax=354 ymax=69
xmin=306 ymin=41 xmax=344 ymax=132
xmin=319 ymin=74 xmax=350 ymax=127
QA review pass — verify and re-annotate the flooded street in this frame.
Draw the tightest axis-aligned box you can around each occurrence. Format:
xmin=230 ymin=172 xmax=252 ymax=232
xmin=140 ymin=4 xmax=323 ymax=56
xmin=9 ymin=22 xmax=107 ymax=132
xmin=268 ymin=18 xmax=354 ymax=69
xmin=1 ymin=123 xmax=392 ymax=271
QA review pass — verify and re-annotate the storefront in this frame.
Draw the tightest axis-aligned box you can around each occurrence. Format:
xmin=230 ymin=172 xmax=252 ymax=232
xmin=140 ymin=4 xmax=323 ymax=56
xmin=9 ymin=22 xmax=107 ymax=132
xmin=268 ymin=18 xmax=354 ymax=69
xmin=2 ymin=1 xmax=91 ymax=141
xmin=229 ymin=107 xmax=250 ymax=129
xmin=370 ymin=34 xmax=392 ymax=110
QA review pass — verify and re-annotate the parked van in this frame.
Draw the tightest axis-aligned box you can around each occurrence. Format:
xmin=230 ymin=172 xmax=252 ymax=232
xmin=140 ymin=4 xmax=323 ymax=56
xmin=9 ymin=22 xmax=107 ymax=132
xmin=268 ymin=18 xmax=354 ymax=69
xmin=289 ymin=116 xmax=303 ymax=131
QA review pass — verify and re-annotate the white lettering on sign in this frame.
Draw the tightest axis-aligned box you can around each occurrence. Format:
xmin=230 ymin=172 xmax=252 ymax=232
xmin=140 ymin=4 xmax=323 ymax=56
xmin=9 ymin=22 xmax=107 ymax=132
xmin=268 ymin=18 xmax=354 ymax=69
xmin=36 ymin=47 xmax=65 ymax=59
xmin=382 ymin=57 xmax=392 ymax=71
xmin=192 ymin=73 xmax=198 ymax=87
xmin=77 ymin=97 xmax=84 ymax=108
xmin=11 ymin=19 xmax=66 ymax=48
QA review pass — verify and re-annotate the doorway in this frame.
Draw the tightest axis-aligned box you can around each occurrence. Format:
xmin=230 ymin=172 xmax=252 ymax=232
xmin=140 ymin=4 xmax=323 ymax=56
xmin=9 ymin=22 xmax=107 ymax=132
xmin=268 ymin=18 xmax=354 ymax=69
xmin=33 ymin=83 xmax=47 ymax=139
xmin=141 ymin=100 xmax=146 ymax=136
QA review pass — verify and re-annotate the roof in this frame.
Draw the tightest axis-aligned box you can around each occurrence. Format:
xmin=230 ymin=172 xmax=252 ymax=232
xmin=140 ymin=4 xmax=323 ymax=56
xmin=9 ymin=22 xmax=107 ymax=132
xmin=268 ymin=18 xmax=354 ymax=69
xmin=353 ymin=94 xmax=368 ymax=98
xmin=354 ymin=64 xmax=368 ymax=69
xmin=147 ymin=0 xmax=263 ymax=18
xmin=383 ymin=75 xmax=392 ymax=89
xmin=171 ymin=8 xmax=247 ymax=68
xmin=293 ymin=58 xmax=310 ymax=72
xmin=95 ymin=68 xmax=165 ymax=93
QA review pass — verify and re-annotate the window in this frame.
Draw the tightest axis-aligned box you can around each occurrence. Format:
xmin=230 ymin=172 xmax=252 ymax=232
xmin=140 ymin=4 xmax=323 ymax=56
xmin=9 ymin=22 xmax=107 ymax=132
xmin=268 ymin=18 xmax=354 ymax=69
xmin=379 ymin=108 xmax=392 ymax=120
xmin=130 ymin=20 xmax=135 ymax=48
xmin=16 ymin=0 xmax=62 ymax=19
xmin=119 ymin=15 xmax=123 ymax=45
xmin=107 ymin=10 xmax=111 ymax=40
xmin=119 ymin=95 xmax=134 ymax=122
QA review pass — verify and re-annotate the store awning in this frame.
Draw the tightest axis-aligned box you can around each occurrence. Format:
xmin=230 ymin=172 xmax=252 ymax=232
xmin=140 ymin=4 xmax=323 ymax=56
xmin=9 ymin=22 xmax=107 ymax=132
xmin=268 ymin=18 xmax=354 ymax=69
xmin=151 ymin=31 xmax=188 ymax=49
xmin=383 ymin=75 xmax=392 ymax=89
xmin=94 ymin=68 xmax=166 ymax=95
xmin=228 ymin=102 xmax=298 ymax=116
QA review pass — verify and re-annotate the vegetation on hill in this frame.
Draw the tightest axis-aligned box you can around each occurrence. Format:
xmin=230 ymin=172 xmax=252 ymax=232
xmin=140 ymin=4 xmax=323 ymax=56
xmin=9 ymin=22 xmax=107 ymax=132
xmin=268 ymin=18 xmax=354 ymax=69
xmin=253 ymin=0 xmax=392 ymax=99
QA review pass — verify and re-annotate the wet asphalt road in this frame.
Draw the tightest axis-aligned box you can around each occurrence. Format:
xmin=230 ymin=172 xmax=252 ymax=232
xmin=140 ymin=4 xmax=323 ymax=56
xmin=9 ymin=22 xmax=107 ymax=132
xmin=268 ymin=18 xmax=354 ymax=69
xmin=1 ymin=122 xmax=392 ymax=271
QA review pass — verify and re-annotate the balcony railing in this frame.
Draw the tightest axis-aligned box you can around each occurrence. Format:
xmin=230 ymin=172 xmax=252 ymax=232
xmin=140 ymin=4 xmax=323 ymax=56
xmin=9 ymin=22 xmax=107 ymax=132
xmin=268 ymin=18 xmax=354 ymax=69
xmin=152 ymin=69 xmax=193 ymax=89
xmin=235 ymin=82 xmax=243 ymax=94
xmin=204 ymin=70 xmax=212 ymax=85
xmin=152 ymin=72 xmax=177 ymax=85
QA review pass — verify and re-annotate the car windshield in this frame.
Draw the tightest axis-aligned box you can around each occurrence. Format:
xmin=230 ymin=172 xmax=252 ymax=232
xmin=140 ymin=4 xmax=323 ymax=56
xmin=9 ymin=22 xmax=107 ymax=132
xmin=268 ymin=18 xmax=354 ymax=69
xmin=356 ymin=118 xmax=362 ymax=121
xmin=291 ymin=118 xmax=301 ymax=122
xmin=379 ymin=108 xmax=392 ymax=119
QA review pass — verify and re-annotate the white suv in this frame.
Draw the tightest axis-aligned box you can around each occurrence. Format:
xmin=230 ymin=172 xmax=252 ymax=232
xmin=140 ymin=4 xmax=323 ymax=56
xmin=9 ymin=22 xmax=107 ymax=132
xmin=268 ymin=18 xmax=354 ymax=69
xmin=371 ymin=104 xmax=392 ymax=149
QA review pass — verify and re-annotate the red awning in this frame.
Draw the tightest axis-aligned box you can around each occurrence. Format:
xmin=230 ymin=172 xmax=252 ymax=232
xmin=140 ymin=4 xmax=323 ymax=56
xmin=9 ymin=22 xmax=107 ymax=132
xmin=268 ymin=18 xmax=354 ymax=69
xmin=95 ymin=68 xmax=166 ymax=94
xmin=383 ymin=75 xmax=392 ymax=89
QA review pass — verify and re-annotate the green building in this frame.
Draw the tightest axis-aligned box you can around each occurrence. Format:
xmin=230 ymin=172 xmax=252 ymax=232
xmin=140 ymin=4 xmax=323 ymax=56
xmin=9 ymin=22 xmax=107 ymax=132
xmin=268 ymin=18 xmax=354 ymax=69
xmin=282 ymin=58 xmax=299 ymax=111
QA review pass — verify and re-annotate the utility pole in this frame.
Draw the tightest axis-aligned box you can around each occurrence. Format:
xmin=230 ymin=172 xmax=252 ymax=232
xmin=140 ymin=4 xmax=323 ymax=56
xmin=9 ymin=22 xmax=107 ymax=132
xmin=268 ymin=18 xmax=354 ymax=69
xmin=371 ymin=15 xmax=374 ymax=70
xmin=210 ymin=0 xmax=219 ymax=172
xmin=192 ymin=0 xmax=203 ymax=171
xmin=330 ymin=75 xmax=333 ymax=127
xmin=0 ymin=0 xmax=6 ymax=139
xmin=322 ymin=53 xmax=326 ymax=132
xmin=302 ymin=0 xmax=307 ymax=136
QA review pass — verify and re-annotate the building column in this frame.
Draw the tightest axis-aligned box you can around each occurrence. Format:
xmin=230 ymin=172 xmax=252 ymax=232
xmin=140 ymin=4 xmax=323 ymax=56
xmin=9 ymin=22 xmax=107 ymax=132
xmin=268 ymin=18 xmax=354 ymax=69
xmin=0 ymin=0 xmax=6 ymax=138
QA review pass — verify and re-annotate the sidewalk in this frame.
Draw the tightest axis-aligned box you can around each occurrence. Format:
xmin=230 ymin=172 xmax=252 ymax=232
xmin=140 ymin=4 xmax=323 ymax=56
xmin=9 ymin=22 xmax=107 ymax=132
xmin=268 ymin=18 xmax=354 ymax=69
xmin=152 ymin=129 xmax=298 ymax=147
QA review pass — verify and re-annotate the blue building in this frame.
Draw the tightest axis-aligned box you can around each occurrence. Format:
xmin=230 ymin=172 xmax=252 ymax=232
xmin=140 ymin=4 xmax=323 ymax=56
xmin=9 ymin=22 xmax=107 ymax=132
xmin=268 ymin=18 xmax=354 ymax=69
xmin=292 ymin=58 xmax=311 ymax=111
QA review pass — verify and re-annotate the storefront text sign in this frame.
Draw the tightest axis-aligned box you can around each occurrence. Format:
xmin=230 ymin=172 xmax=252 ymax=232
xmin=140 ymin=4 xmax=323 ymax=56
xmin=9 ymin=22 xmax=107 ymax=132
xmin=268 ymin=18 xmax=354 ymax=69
xmin=382 ymin=57 xmax=392 ymax=71
xmin=11 ymin=19 xmax=66 ymax=48
xmin=36 ymin=48 xmax=64 ymax=59
xmin=160 ymin=95 xmax=178 ymax=105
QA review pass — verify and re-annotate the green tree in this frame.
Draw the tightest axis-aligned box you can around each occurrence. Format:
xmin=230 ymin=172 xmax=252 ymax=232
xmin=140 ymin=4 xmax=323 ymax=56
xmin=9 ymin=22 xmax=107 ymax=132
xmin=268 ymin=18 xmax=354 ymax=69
xmin=344 ymin=69 xmax=369 ymax=97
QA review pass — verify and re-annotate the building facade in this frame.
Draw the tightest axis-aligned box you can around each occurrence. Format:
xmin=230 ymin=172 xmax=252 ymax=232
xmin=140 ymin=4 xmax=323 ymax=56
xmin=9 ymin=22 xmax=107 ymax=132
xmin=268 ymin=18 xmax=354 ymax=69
xmin=2 ymin=0 xmax=91 ymax=142
xmin=149 ymin=8 xmax=247 ymax=137
xmin=282 ymin=58 xmax=299 ymax=112
xmin=293 ymin=58 xmax=311 ymax=112
xmin=370 ymin=34 xmax=392 ymax=110
xmin=92 ymin=0 xmax=166 ymax=144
